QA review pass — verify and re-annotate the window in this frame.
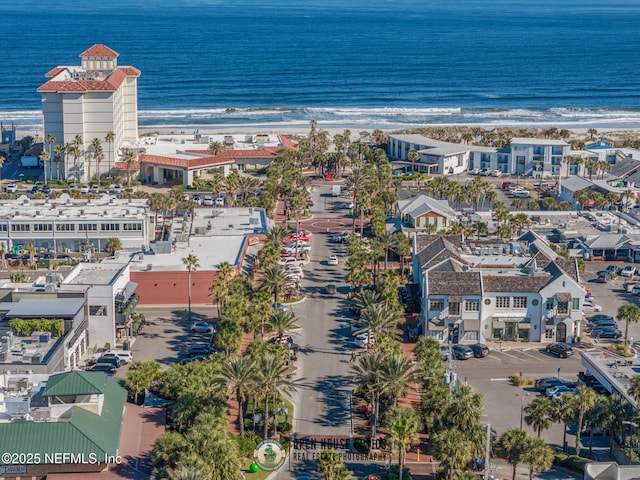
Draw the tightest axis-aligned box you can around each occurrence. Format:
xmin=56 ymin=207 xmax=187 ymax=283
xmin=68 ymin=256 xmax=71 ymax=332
xmin=101 ymin=223 xmax=120 ymax=231
xmin=89 ymin=305 xmax=107 ymax=316
xmin=546 ymin=298 xmax=554 ymax=310
xmin=79 ymin=223 xmax=97 ymax=231
xmin=513 ymin=296 xmax=527 ymax=309
xmin=0 ymin=224 xmax=7 ymax=232
xmin=123 ymin=223 xmax=142 ymax=231
xmin=429 ymin=299 xmax=444 ymax=311
xmin=465 ymin=300 xmax=480 ymax=312
xmin=449 ymin=302 xmax=460 ymax=316
xmin=496 ymin=297 xmax=510 ymax=309
xmin=557 ymin=301 xmax=569 ymax=315
xmin=55 ymin=223 xmax=74 ymax=232
xmin=33 ymin=224 xmax=52 ymax=232
xmin=11 ymin=224 xmax=29 ymax=232
xmin=572 ymin=298 xmax=580 ymax=310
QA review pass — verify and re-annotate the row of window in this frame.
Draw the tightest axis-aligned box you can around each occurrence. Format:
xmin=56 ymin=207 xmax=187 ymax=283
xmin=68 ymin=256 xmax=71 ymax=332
xmin=2 ymin=223 xmax=143 ymax=233
xmin=430 ymin=296 xmax=579 ymax=313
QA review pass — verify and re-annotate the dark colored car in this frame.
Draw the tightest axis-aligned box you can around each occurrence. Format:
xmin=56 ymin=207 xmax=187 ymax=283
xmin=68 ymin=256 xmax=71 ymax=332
xmin=98 ymin=354 xmax=126 ymax=367
xmin=451 ymin=345 xmax=474 ymax=360
xmin=588 ymin=314 xmax=614 ymax=323
xmin=591 ymin=327 xmax=623 ymax=339
xmin=41 ymin=184 xmax=51 ymax=194
xmin=585 ymin=320 xmax=617 ymax=332
xmin=606 ymin=265 xmax=619 ymax=275
xmin=30 ymin=184 xmax=39 ymax=193
xmin=187 ymin=344 xmax=215 ymax=356
xmin=545 ymin=343 xmax=574 ymax=358
xmin=535 ymin=377 xmax=575 ymax=392
xmin=597 ymin=272 xmax=610 ymax=283
xmin=87 ymin=363 xmax=116 ymax=374
xmin=469 ymin=344 xmax=490 ymax=358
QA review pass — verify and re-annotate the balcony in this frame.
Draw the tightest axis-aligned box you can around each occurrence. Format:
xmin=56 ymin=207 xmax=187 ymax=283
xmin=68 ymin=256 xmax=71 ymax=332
xmin=115 ymin=293 xmax=139 ymax=321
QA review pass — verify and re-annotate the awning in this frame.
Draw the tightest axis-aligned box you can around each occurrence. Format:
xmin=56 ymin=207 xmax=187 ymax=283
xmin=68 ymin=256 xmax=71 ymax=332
xmin=427 ymin=321 xmax=446 ymax=332
xmin=493 ymin=312 xmax=528 ymax=319
xmin=449 ymin=295 xmax=462 ymax=302
xmin=518 ymin=323 xmax=531 ymax=330
xmin=492 ymin=320 xmax=505 ymax=329
xmin=464 ymin=319 xmax=480 ymax=331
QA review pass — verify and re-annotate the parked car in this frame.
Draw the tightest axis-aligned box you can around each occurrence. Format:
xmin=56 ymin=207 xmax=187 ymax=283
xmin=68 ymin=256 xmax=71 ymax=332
xmin=545 ymin=343 xmax=574 ymax=358
xmin=588 ymin=314 xmax=614 ymax=323
xmin=621 ymin=266 xmax=636 ymax=277
xmin=469 ymin=168 xmax=481 ymax=175
xmin=632 ymin=284 xmax=640 ymax=296
xmin=585 ymin=320 xmax=618 ymax=333
xmin=469 ymin=344 xmax=490 ymax=358
xmin=90 ymin=184 xmax=100 ymax=194
xmin=597 ymin=272 xmax=611 ymax=283
xmin=80 ymin=184 xmax=90 ymax=194
xmin=535 ymin=377 xmax=565 ymax=391
xmin=500 ymin=181 xmax=513 ymax=189
xmin=328 ymin=255 xmax=339 ymax=265
xmin=87 ymin=363 xmax=117 ymax=374
xmin=440 ymin=345 xmax=450 ymax=361
xmin=546 ymin=385 xmax=577 ymax=400
xmin=214 ymin=197 xmax=225 ymax=207
xmin=102 ymin=349 xmax=133 ymax=363
xmin=278 ymin=257 xmax=305 ymax=267
xmin=190 ymin=321 xmax=213 ymax=333
xmin=282 ymin=244 xmax=311 ymax=255
xmin=202 ymin=195 xmax=214 ymax=206
xmin=181 ymin=355 xmax=208 ymax=364
xmin=192 ymin=194 xmax=201 ymax=205
xmin=5 ymin=182 xmax=17 ymax=193
xmin=68 ymin=183 xmax=78 ymax=190
xmin=582 ymin=301 xmax=603 ymax=312
xmin=93 ymin=355 xmax=124 ymax=368
xmin=606 ymin=265 xmax=619 ymax=275
xmin=591 ymin=327 xmax=623 ymax=339
xmin=30 ymin=184 xmax=40 ymax=193
xmin=188 ymin=344 xmax=215 ymax=356
xmin=451 ymin=345 xmax=474 ymax=360
xmin=512 ymin=191 xmax=531 ymax=198
xmin=41 ymin=184 xmax=51 ymax=194
xmin=490 ymin=170 xmax=503 ymax=177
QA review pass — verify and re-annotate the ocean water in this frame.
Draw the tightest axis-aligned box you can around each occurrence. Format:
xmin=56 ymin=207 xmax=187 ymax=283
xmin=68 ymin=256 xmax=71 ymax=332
xmin=1 ymin=0 xmax=640 ymax=132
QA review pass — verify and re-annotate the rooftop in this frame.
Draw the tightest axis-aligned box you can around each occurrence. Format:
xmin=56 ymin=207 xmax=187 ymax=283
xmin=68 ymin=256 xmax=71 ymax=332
xmin=64 ymin=263 xmax=129 ymax=286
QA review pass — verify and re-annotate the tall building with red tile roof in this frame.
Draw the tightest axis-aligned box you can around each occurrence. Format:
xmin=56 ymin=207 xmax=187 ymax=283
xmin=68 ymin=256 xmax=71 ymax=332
xmin=38 ymin=44 xmax=140 ymax=182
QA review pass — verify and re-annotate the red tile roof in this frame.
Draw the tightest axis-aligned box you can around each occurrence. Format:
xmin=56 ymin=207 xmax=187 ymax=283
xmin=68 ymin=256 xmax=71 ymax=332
xmin=45 ymin=67 xmax=66 ymax=78
xmin=80 ymin=44 xmax=119 ymax=58
xmin=37 ymin=67 xmax=139 ymax=93
xmin=138 ymin=154 xmax=233 ymax=169
xmin=280 ymin=135 xmax=298 ymax=150
xmin=113 ymin=161 xmax=140 ymax=171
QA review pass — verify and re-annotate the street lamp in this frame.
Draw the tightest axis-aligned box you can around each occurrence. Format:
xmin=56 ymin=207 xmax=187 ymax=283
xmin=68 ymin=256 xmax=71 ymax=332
xmin=514 ymin=393 xmax=530 ymax=430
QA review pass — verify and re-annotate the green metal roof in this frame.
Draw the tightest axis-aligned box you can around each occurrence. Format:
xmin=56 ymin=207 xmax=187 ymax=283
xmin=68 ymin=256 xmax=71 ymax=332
xmin=0 ymin=375 xmax=126 ymax=461
xmin=43 ymin=371 xmax=107 ymax=397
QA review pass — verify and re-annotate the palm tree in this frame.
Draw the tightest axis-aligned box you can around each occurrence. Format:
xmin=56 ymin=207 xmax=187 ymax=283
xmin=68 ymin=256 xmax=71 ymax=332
xmin=521 ymin=436 xmax=554 ymax=480
xmin=379 ymin=355 xmax=415 ymax=407
xmin=208 ymin=140 xmax=222 ymax=155
xmin=73 ymin=134 xmax=84 ymax=180
xmin=261 ymin=264 xmax=287 ymax=305
xmin=105 ymin=237 xmax=122 ymax=255
xmin=316 ymin=449 xmax=343 ymax=480
xmin=123 ymin=149 xmax=137 ymax=188
xmin=471 ymin=221 xmax=488 ymax=240
xmin=124 ymin=361 xmax=163 ymax=404
xmin=53 ymin=144 xmax=65 ymax=180
xmin=499 ymin=427 xmax=528 ymax=480
xmin=551 ymin=394 xmax=575 ymax=454
xmin=351 ymin=353 xmax=384 ymax=437
xmin=105 ymin=131 xmax=115 ymax=180
xmin=617 ymin=303 xmax=640 ymax=344
xmin=376 ymin=230 xmax=396 ymax=271
xmin=256 ymin=354 xmax=296 ymax=439
xmin=39 ymin=150 xmax=50 ymax=185
xmin=430 ymin=428 xmax=473 ymax=480
xmin=181 ymin=253 xmax=199 ymax=320
xmin=407 ymin=149 xmax=420 ymax=173
xmin=89 ymin=137 xmax=101 ymax=182
xmin=213 ymin=356 xmax=255 ymax=437
xmin=524 ymin=396 xmax=554 ymax=437
xmin=266 ymin=310 xmax=299 ymax=338
xmin=383 ymin=406 xmax=421 ymax=480
xmin=66 ymin=142 xmax=80 ymax=181
xmin=44 ymin=133 xmax=55 ymax=183
xmin=584 ymin=394 xmax=613 ymax=458
xmin=571 ymin=386 xmax=597 ymax=457
xmin=629 ymin=375 xmax=640 ymax=402
xmin=353 ymin=304 xmax=403 ymax=348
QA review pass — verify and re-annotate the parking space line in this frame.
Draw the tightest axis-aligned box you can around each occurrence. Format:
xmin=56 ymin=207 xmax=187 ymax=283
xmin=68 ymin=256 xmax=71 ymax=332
xmin=493 ymin=350 xmax=521 ymax=360
xmin=518 ymin=350 xmax=543 ymax=361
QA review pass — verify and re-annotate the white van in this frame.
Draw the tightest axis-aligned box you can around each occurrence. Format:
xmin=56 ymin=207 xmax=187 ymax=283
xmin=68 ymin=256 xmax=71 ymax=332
xmin=101 ymin=350 xmax=133 ymax=364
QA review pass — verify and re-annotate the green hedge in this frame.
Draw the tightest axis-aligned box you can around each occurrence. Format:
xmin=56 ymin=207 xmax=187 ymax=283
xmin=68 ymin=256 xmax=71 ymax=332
xmin=553 ymin=453 xmax=590 ymax=472
xmin=8 ymin=318 xmax=64 ymax=337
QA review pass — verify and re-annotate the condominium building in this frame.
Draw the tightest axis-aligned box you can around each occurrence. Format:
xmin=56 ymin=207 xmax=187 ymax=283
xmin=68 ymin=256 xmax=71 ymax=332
xmin=38 ymin=44 xmax=140 ymax=182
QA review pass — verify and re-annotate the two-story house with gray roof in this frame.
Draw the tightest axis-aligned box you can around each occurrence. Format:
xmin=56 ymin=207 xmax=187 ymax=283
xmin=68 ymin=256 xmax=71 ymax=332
xmin=414 ymin=231 xmax=585 ymax=344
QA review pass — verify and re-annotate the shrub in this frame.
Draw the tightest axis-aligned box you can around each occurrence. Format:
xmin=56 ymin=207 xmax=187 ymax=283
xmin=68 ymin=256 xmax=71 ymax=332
xmin=8 ymin=318 xmax=64 ymax=337
xmin=234 ymin=434 xmax=259 ymax=458
xmin=553 ymin=453 xmax=590 ymax=472
xmin=509 ymin=374 xmax=527 ymax=387
xmin=276 ymin=421 xmax=292 ymax=433
xmin=606 ymin=344 xmax=634 ymax=357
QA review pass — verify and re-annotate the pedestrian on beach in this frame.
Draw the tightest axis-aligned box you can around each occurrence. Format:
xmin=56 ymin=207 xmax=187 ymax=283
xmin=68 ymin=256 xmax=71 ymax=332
xmin=350 ymin=351 xmax=356 ymax=362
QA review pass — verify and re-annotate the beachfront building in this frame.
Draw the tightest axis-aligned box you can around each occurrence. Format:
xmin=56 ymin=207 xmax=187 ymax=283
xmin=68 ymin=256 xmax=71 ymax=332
xmin=0 ymin=195 xmax=150 ymax=253
xmin=413 ymin=231 xmax=584 ymax=344
xmin=387 ymin=134 xmax=468 ymax=175
xmin=467 ymin=146 xmax=511 ymax=174
xmin=135 ymin=133 xmax=297 ymax=186
xmin=510 ymin=137 xmax=571 ymax=177
xmin=38 ymin=44 xmax=140 ymax=182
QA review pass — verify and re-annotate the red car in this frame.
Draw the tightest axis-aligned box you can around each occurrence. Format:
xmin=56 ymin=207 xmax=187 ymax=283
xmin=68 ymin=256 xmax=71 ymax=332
xmin=501 ymin=181 xmax=513 ymax=189
xmin=289 ymin=234 xmax=309 ymax=243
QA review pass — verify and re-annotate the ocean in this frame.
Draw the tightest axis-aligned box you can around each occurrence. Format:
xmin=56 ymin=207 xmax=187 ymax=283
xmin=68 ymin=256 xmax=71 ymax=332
xmin=1 ymin=0 xmax=640 ymax=132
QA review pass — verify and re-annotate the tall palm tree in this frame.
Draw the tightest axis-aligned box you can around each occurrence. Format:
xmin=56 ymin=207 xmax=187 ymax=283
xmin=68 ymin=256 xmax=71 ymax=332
xmin=261 ymin=264 xmax=287 ymax=305
xmin=213 ymin=356 xmax=255 ymax=437
xmin=123 ymin=149 xmax=137 ymax=188
xmin=265 ymin=225 xmax=288 ymax=251
xmin=499 ymin=427 xmax=528 ymax=480
xmin=583 ymin=394 xmax=613 ymax=458
xmin=551 ymin=394 xmax=576 ymax=454
xmin=376 ymin=230 xmax=396 ymax=271
xmin=524 ymin=396 xmax=554 ymax=437
xmin=39 ymin=150 xmax=50 ymax=185
xmin=617 ymin=303 xmax=640 ymax=344
xmin=181 ymin=253 xmax=199 ymax=320
xmin=351 ymin=352 xmax=384 ymax=437
xmin=430 ymin=428 xmax=473 ymax=480
xmin=256 ymin=354 xmax=296 ymax=439
xmin=73 ymin=134 xmax=84 ymax=181
xmin=383 ymin=406 xmax=421 ymax=480
xmin=53 ymin=144 xmax=65 ymax=180
xmin=407 ymin=148 xmax=420 ymax=173
xmin=44 ymin=134 xmax=55 ymax=183
xmin=346 ymin=168 xmax=370 ymax=231
xmin=89 ymin=137 xmax=101 ymax=182
xmin=572 ymin=386 xmax=597 ymax=457
xmin=521 ymin=436 xmax=554 ymax=480
xmin=353 ymin=304 xmax=403 ymax=349
xmin=379 ymin=354 xmax=415 ymax=407
xmin=105 ymin=131 xmax=115 ymax=180
xmin=67 ymin=142 xmax=80 ymax=181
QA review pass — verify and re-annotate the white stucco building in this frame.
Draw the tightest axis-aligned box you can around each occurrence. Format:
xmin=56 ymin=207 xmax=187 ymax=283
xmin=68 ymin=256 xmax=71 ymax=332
xmin=38 ymin=44 xmax=140 ymax=182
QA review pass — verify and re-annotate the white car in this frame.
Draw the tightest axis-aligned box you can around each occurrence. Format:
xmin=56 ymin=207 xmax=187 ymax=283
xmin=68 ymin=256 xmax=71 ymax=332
xmin=101 ymin=349 xmax=133 ymax=364
xmin=469 ymin=168 xmax=481 ymax=175
xmin=80 ymin=185 xmax=90 ymax=194
xmin=214 ymin=197 xmax=225 ymax=207
xmin=5 ymin=182 xmax=17 ymax=193
xmin=328 ymin=255 xmax=339 ymax=265
xmin=354 ymin=333 xmax=375 ymax=348
xmin=621 ymin=266 xmax=636 ymax=277
xmin=490 ymin=170 xmax=503 ymax=177
xmin=113 ymin=184 xmax=122 ymax=194
xmin=68 ymin=183 xmax=78 ymax=190
xmin=282 ymin=245 xmax=311 ymax=255
xmin=190 ymin=321 xmax=213 ymax=333
xmin=90 ymin=184 xmax=100 ymax=194
xmin=285 ymin=266 xmax=304 ymax=277
xmin=278 ymin=257 xmax=304 ymax=267
xmin=202 ymin=195 xmax=214 ymax=206
xmin=583 ymin=301 xmax=603 ymax=312
xmin=156 ymin=214 xmax=164 ymax=223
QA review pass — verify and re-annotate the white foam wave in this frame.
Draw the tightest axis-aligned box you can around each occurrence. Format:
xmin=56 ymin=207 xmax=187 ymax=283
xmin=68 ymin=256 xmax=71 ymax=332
xmin=139 ymin=108 xmax=292 ymax=119
xmin=307 ymin=107 xmax=462 ymax=116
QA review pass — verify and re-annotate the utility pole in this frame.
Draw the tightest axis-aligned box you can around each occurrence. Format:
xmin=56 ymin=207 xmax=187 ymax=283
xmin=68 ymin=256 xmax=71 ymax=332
xmin=484 ymin=423 xmax=491 ymax=480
